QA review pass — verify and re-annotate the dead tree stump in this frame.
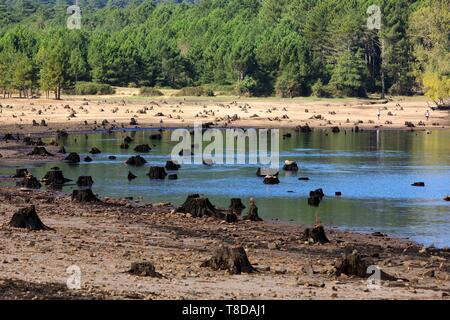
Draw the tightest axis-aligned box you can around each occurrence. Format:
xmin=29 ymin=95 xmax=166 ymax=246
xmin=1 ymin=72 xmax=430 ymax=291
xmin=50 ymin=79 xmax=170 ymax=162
xmin=18 ymin=175 xmax=42 ymax=189
xmin=283 ymin=160 xmax=299 ymax=171
xmin=301 ymin=225 xmax=330 ymax=244
xmin=243 ymin=200 xmax=263 ymax=221
xmin=9 ymin=206 xmax=52 ymax=231
xmin=201 ymin=245 xmax=256 ymax=275
xmin=229 ymin=198 xmax=246 ymax=215
xmin=72 ymin=189 xmax=100 ymax=203
xmin=263 ymin=176 xmax=280 ymax=185
xmin=256 ymin=168 xmax=279 ymax=177
xmin=334 ymin=251 xmax=372 ymax=278
xmin=176 ymin=194 xmax=224 ymax=219
xmin=89 ymin=147 xmax=101 ymax=154
xmin=28 ymin=147 xmax=54 ymax=156
xmin=128 ymin=262 xmax=162 ymax=278
xmin=13 ymin=168 xmax=29 ymax=178
xmin=147 ymin=167 xmax=167 ymax=180
xmin=65 ymin=152 xmax=81 ymax=164
xmin=126 ymin=155 xmax=147 ymax=166
xmin=76 ymin=176 xmax=94 ymax=187
xmin=134 ymin=144 xmax=152 ymax=152
xmin=41 ymin=169 xmax=71 ymax=186
xmin=308 ymin=189 xmax=324 ymax=207
xmin=165 ymin=161 xmax=181 ymax=171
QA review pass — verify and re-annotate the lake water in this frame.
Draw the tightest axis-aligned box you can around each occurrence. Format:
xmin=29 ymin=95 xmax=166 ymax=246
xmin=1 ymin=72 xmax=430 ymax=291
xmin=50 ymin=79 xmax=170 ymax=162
xmin=1 ymin=128 xmax=449 ymax=247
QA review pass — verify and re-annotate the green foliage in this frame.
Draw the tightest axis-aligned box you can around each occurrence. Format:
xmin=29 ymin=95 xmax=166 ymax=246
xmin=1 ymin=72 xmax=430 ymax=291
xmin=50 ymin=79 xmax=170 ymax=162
xmin=68 ymin=82 xmax=115 ymax=95
xmin=330 ymin=50 xmax=368 ymax=98
xmin=312 ymin=80 xmax=332 ymax=98
xmin=175 ymin=86 xmax=214 ymax=97
xmin=139 ymin=87 xmax=164 ymax=96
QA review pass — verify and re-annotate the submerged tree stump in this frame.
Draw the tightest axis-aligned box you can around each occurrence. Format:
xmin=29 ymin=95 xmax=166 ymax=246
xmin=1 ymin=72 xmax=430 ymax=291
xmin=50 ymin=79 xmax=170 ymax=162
xmin=263 ymin=176 xmax=280 ymax=185
xmin=72 ymin=189 xmax=100 ymax=203
xmin=301 ymin=225 xmax=330 ymax=244
xmin=19 ymin=175 xmax=42 ymax=189
xmin=128 ymin=262 xmax=162 ymax=278
xmin=282 ymin=160 xmax=299 ymax=172
xmin=76 ymin=176 xmax=94 ymax=187
xmin=65 ymin=152 xmax=81 ymax=164
xmin=165 ymin=160 xmax=181 ymax=171
xmin=308 ymin=189 xmax=325 ymax=207
xmin=201 ymin=245 xmax=256 ymax=275
xmin=176 ymin=194 xmax=224 ymax=219
xmin=9 ymin=206 xmax=52 ymax=231
xmin=41 ymin=169 xmax=71 ymax=186
xmin=229 ymin=198 xmax=246 ymax=215
xmin=126 ymin=155 xmax=147 ymax=166
xmin=134 ymin=144 xmax=152 ymax=153
xmin=28 ymin=147 xmax=53 ymax=156
xmin=147 ymin=166 xmax=167 ymax=180
xmin=13 ymin=168 xmax=29 ymax=178
xmin=89 ymin=147 xmax=101 ymax=154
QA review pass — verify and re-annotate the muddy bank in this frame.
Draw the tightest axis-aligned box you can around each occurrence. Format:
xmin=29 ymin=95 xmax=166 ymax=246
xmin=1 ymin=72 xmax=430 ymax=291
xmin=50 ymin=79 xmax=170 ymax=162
xmin=0 ymin=186 xmax=448 ymax=300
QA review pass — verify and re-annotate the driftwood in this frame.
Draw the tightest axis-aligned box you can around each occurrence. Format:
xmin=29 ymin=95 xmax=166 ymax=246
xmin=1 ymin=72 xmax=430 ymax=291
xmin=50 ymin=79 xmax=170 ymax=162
xmin=72 ymin=189 xmax=100 ymax=203
xmin=147 ymin=167 xmax=167 ymax=180
xmin=176 ymin=194 xmax=224 ymax=219
xmin=28 ymin=147 xmax=53 ymax=156
xmin=201 ymin=245 xmax=256 ymax=275
xmin=301 ymin=225 xmax=330 ymax=244
xmin=128 ymin=262 xmax=162 ymax=278
xmin=9 ymin=206 xmax=53 ymax=231
xmin=126 ymin=155 xmax=147 ymax=166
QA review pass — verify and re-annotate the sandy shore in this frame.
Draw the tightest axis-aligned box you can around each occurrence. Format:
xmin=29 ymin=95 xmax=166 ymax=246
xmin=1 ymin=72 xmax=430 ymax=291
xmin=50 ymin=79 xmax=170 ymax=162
xmin=0 ymin=186 xmax=448 ymax=300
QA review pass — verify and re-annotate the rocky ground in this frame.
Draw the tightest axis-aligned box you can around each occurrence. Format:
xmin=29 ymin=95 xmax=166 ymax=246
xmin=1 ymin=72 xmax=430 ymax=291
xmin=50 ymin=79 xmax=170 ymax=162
xmin=0 ymin=186 xmax=448 ymax=300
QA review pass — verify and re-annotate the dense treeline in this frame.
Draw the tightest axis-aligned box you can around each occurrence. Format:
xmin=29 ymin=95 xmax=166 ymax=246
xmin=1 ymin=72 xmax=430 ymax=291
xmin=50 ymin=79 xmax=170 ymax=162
xmin=0 ymin=0 xmax=448 ymax=103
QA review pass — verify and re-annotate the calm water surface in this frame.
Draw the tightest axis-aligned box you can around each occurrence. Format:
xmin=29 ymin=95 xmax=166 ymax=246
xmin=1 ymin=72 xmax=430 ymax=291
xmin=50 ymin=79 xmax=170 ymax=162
xmin=1 ymin=128 xmax=449 ymax=247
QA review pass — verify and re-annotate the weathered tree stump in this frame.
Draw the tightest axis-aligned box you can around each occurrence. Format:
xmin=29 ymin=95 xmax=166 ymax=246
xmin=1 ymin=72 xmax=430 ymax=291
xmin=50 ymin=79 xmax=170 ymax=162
xmin=28 ymin=147 xmax=53 ymax=156
xmin=72 ymin=189 xmax=100 ymax=203
xmin=13 ymin=168 xmax=29 ymax=178
xmin=256 ymin=168 xmax=279 ymax=177
xmin=308 ymin=189 xmax=324 ymax=207
xmin=201 ymin=245 xmax=256 ymax=275
xmin=128 ymin=171 xmax=137 ymax=180
xmin=126 ymin=155 xmax=147 ymax=166
xmin=165 ymin=160 xmax=181 ymax=171
xmin=89 ymin=147 xmax=101 ymax=154
xmin=9 ymin=206 xmax=52 ymax=231
xmin=263 ymin=176 xmax=280 ymax=185
xmin=243 ymin=200 xmax=263 ymax=221
xmin=41 ymin=169 xmax=71 ymax=186
xmin=176 ymin=194 xmax=224 ymax=219
xmin=134 ymin=144 xmax=151 ymax=152
xmin=283 ymin=160 xmax=299 ymax=172
xmin=65 ymin=152 xmax=81 ymax=164
xmin=229 ymin=198 xmax=245 ymax=215
xmin=18 ymin=175 xmax=41 ymax=189
xmin=147 ymin=167 xmax=167 ymax=180
xmin=300 ymin=225 xmax=330 ymax=244
xmin=76 ymin=176 xmax=94 ymax=187
xmin=128 ymin=262 xmax=162 ymax=278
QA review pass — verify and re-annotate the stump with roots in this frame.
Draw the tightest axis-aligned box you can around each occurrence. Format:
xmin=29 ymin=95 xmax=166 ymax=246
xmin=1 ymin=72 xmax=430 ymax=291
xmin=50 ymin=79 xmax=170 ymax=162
xmin=283 ymin=160 xmax=299 ymax=172
xmin=9 ymin=206 xmax=53 ymax=231
xmin=28 ymin=147 xmax=54 ymax=156
xmin=128 ymin=262 xmax=163 ymax=278
xmin=229 ymin=198 xmax=246 ymax=215
xmin=201 ymin=245 xmax=256 ymax=275
xmin=18 ymin=175 xmax=41 ymax=189
xmin=65 ymin=152 xmax=81 ymax=164
xmin=134 ymin=144 xmax=152 ymax=153
xmin=126 ymin=155 xmax=147 ymax=166
xmin=308 ymin=188 xmax=324 ymax=207
xmin=147 ymin=166 xmax=167 ymax=180
xmin=165 ymin=160 xmax=181 ymax=171
xmin=301 ymin=225 xmax=330 ymax=244
xmin=76 ymin=176 xmax=94 ymax=187
xmin=243 ymin=202 xmax=263 ymax=222
xmin=89 ymin=147 xmax=101 ymax=154
xmin=41 ymin=169 xmax=71 ymax=186
xmin=176 ymin=194 xmax=224 ymax=219
xmin=13 ymin=168 xmax=29 ymax=178
xmin=72 ymin=189 xmax=100 ymax=203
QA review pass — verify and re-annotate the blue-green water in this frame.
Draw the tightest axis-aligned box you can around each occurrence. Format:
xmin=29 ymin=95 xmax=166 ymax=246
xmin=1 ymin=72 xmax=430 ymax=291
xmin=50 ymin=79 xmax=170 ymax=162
xmin=1 ymin=128 xmax=449 ymax=247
